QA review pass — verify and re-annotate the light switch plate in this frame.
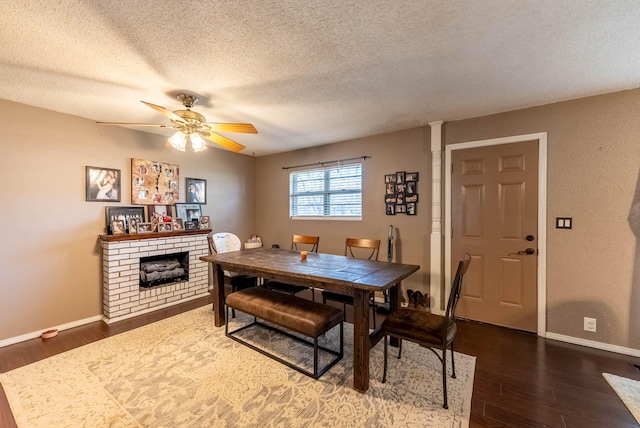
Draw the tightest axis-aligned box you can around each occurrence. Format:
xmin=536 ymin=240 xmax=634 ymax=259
xmin=556 ymin=217 xmax=572 ymax=229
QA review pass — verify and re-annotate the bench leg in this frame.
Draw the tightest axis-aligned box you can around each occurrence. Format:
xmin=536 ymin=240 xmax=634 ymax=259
xmin=314 ymin=337 xmax=319 ymax=378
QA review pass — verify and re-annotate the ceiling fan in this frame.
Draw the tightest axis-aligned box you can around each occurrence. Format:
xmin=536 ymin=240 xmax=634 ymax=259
xmin=97 ymin=93 xmax=257 ymax=152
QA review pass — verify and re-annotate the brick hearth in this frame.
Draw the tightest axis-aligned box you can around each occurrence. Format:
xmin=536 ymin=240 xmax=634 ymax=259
xmin=100 ymin=231 xmax=210 ymax=323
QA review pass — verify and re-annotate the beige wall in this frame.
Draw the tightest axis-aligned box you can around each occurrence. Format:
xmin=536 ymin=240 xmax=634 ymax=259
xmin=255 ymin=128 xmax=432 ymax=296
xmin=3 ymin=87 xmax=640 ymax=350
xmin=0 ymin=100 xmax=256 ymax=341
xmin=444 ymin=88 xmax=640 ymax=347
xmin=256 ymin=88 xmax=640 ymax=349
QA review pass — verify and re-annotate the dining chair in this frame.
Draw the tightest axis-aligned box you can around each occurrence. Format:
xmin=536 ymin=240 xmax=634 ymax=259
xmin=265 ymin=234 xmax=319 ymax=301
xmin=382 ymin=252 xmax=471 ymax=409
xmin=322 ymin=238 xmax=380 ymax=328
xmin=208 ymin=232 xmax=258 ymax=317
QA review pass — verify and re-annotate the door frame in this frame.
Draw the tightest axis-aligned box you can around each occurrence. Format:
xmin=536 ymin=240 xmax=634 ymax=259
xmin=444 ymin=132 xmax=548 ymax=336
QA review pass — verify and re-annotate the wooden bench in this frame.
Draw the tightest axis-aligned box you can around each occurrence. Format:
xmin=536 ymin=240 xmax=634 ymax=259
xmin=225 ymin=287 xmax=343 ymax=379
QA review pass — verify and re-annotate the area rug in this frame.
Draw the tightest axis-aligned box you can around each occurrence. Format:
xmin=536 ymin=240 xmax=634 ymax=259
xmin=603 ymin=373 xmax=640 ymax=423
xmin=0 ymin=306 xmax=475 ymax=427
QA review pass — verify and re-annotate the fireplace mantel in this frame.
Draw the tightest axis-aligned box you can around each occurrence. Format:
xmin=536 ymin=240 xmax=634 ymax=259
xmin=99 ymin=228 xmax=211 ymax=242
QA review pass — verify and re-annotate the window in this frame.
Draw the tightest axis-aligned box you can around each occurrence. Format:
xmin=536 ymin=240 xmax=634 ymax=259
xmin=289 ymin=163 xmax=362 ymax=219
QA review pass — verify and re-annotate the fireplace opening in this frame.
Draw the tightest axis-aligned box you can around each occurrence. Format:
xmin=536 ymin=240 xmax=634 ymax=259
xmin=140 ymin=252 xmax=189 ymax=288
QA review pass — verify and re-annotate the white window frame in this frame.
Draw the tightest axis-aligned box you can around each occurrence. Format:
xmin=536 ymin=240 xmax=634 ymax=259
xmin=289 ymin=162 xmax=363 ymax=221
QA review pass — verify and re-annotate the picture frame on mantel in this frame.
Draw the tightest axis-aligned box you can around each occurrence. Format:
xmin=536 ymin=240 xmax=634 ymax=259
xmin=175 ymin=203 xmax=201 ymax=222
xmin=105 ymin=206 xmax=145 ymax=234
xmin=86 ymin=166 xmax=121 ymax=202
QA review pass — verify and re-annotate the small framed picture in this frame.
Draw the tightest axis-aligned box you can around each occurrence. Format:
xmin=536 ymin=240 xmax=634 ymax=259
xmin=86 ymin=166 xmax=121 ymax=202
xmin=136 ymin=222 xmax=153 ymax=233
xmin=175 ymin=203 xmax=201 ymax=221
xmin=384 ymin=174 xmax=396 ymax=183
xmin=111 ymin=220 xmax=125 ymax=234
xmin=147 ymin=205 xmax=173 ymax=222
xmin=406 ymin=202 xmax=417 ymax=215
xmin=405 ymin=194 xmax=418 ymax=203
xmin=407 ymin=172 xmax=419 ymax=181
xmin=128 ymin=218 xmax=139 ymax=234
xmin=396 ymin=204 xmax=407 ymax=214
xmin=199 ymin=215 xmax=211 ymax=229
xmin=396 ymin=171 xmax=406 ymax=183
xmin=386 ymin=203 xmax=395 ymax=215
xmin=173 ymin=218 xmax=184 ymax=231
xmin=186 ymin=177 xmax=206 ymax=204
xmin=158 ymin=222 xmax=173 ymax=232
xmin=406 ymin=181 xmax=417 ymax=195
xmin=385 ymin=182 xmax=395 ymax=195
xmin=184 ymin=220 xmax=197 ymax=230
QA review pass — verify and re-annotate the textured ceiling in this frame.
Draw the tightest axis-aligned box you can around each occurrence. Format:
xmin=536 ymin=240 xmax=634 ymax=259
xmin=1 ymin=1 xmax=639 ymax=156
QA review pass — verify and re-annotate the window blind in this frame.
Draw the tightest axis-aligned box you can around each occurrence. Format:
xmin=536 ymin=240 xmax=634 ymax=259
xmin=289 ymin=163 xmax=362 ymax=218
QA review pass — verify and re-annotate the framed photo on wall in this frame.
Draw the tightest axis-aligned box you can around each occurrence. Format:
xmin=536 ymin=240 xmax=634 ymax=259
xmin=86 ymin=166 xmax=121 ymax=202
xmin=131 ymin=158 xmax=179 ymax=205
xmin=186 ymin=177 xmax=206 ymax=204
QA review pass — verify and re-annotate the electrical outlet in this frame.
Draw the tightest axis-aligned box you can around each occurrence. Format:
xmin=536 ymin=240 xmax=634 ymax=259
xmin=584 ymin=317 xmax=597 ymax=332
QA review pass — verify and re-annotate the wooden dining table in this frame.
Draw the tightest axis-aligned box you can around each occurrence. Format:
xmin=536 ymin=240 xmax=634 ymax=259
xmin=200 ymin=246 xmax=420 ymax=393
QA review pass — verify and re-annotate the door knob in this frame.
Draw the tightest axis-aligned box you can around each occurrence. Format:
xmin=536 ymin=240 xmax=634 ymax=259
xmin=519 ymin=248 xmax=535 ymax=255
xmin=526 ymin=235 xmax=535 ymax=241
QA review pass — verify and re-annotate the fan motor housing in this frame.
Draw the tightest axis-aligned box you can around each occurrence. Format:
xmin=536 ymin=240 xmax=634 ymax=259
xmin=173 ymin=109 xmax=205 ymax=123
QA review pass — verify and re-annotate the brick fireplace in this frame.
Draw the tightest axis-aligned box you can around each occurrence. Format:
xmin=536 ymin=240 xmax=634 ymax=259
xmin=100 ymin=230 xmax=210 ymax=323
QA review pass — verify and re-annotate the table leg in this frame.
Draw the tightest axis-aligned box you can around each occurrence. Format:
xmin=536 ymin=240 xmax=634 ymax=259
xmin=212 ymin=263 xmax=226 ymax=327
xmin=389 ymin=282 xmax=400 ymax=347
xmin=352 ymin=288 xmax=370 ymax=393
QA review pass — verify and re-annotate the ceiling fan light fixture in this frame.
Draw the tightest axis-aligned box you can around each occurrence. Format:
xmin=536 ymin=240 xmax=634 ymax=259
xmin=168 ymin=131 xmax=187 ymax=151
xmin=190 ymin=133 xmax=207 ymax=152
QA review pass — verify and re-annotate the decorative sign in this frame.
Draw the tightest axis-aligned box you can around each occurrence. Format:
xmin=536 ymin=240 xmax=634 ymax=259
xmin=384 ymin=171 xmax=419 ymax=216
xmin=131 ymin=158 xmax=179 ymax=205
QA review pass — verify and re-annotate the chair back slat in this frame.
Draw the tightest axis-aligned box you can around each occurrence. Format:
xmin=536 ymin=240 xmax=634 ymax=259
xmin=445 ymin=252 xmax=471 ymax=321
xmin=291 ymin=234 xmax=319 ymax=252
xmin=344 ymin=238 xmax=380 ymax=260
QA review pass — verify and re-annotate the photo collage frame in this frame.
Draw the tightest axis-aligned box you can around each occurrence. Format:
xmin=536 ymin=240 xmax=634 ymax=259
xmin=385 ymin=171 xmax=419 ymax=216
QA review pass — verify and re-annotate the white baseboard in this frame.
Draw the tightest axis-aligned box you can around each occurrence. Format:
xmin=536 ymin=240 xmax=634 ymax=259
xmin=546 ymin=332 xmax=640 ymax=358
xmin=1 ymin=292 xmax=210 ymax=348
xmin=0 ymin=314 xmax=103 ymax=348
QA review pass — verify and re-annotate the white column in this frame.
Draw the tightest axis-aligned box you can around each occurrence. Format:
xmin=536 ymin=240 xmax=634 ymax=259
xmin=429 ymin=120 xmax=444 ymax=314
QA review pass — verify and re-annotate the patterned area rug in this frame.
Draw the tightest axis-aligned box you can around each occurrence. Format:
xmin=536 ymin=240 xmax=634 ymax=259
xmin=0 ymin=306 xmax=475 ymax=427
xmin=603 ymin=373 xmax=640 ymax=423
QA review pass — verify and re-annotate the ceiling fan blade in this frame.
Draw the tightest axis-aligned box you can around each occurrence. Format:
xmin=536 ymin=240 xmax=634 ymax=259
xmin=201 ymin=131 xmax=246 ymax=152
xmin=96 ymin=122 xmax=172 ymax=128
xmin=141 ymin=101 xmax=185 ymax=122
xmin=204 ymin=123 xmax=258 ymax=134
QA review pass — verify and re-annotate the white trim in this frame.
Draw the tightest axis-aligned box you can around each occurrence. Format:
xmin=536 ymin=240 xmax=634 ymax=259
xmin=291 ymin=216 xmax=362 ymax=221
xmin=444 ymin=132 xmax=548 ymax=336
xmin=547 ymin=332 xmax=640 ymax=358
xmin=429 ymin=121 xmax=444 ymax=311
xmin=0 ymin=314 xmax=103 ymax=348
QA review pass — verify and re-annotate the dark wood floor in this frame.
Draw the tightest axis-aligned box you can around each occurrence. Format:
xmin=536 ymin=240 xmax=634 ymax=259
xmin=1 ymin=294 xmax=639 ymax=428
